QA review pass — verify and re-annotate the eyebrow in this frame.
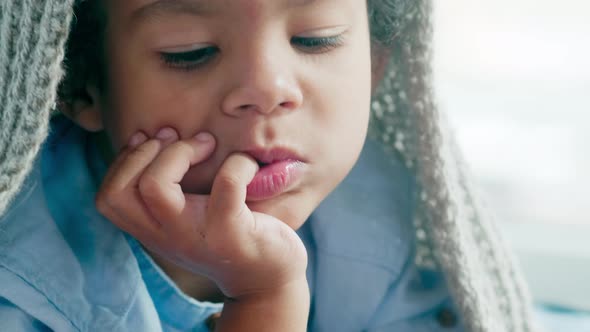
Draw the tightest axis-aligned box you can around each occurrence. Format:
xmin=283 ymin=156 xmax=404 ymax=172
xmin=131 ymin=0 xmax=212 ymax=22
xmin=132 ymin=0 xmax=316 ymax=22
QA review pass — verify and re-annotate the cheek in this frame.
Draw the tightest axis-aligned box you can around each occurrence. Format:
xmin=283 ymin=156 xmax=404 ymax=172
xmin=317 ymin=49 xmax=372 ymax=185
xmin=100 ymin=34 xmax=221 ymax=150
xmin=326 ymin=86 xmax=370 ymax=171
xmin=320 ymin=27 xmax=372 ymax=137
xmin=100 ymin=65 xmax=214 ymax=151
xmin=304 ymin=64 xmax=370 ymax=205
xmin=318 ymin=51 xmax=372 ymax=147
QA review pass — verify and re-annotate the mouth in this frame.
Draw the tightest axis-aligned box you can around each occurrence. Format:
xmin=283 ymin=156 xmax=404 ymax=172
xmin=256 ymin=160 xmax=270 ymax=168
xmin=243 ymin=148 xmax=307 ymax=201
xmin=245 ymin=147 xmax=306 ymax=165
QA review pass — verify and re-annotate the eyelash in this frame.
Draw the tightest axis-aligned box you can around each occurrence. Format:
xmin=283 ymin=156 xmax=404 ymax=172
xmin=160 ymin=35 xmax=345 ymax=72
xmin=160 ymin=47 xmax=219 ymax=72
xmin=291 ymin=35 xmax=345 ymax=54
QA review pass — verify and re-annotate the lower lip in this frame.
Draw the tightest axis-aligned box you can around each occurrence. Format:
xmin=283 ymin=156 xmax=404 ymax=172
xmin=246 ymin=160 xmax=306 ymax=201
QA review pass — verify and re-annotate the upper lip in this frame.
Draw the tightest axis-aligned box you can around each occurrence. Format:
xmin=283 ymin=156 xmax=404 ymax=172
xmin=243 ymin=147 xmax=306 ymax=164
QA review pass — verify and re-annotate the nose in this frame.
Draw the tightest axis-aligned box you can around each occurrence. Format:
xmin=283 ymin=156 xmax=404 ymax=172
xmin=221 ymin=49 xmax=303 ymax=117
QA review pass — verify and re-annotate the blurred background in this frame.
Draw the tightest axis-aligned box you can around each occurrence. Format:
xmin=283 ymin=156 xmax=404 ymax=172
xmin=434 ymin=0 xmax=589 ymax=226
xmin=432 ymin=0 xmax=590 ymax=319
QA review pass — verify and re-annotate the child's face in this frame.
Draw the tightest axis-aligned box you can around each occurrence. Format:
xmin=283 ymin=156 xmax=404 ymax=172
xmin=94 ymin=0 xmax=372 ymax=229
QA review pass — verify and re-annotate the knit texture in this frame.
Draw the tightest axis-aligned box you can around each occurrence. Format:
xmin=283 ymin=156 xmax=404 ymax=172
xmin=368 ymin=0 xmax=539 ymax=330
xmin=0 ymin=0 xmax=75 ymax=214
xmin=0 ymin=0 xmax=540 ymax=331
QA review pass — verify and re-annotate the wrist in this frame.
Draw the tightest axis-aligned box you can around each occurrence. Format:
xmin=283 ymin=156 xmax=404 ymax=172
xmin=215 ymin=277 xmax=310 ymax=331
xmin=227 ymin=276 xmax=310 ymax=304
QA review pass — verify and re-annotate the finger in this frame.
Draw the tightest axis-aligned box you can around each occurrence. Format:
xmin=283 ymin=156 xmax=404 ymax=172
xmin=208 ymin=153 xmax=259 ymax=226
xmin=96 ymin=187 xmax=162 ymax=242
xmin=138 ymin=132 xmax=215 ymax=223
xmin=102 ymin=127 xmax=180 ymax=192
xmin=100 ymin=131 xmax=148 ymax=187
xmin=96 ymin=128 xmax=179 ymax=232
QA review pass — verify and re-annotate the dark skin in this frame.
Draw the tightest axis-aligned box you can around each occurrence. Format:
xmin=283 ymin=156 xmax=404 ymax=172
xmin=62 ymin=0 xmax=391 ymax=329
xmin=95 ymin=127 xmax=225 ymax=301
xmin=151 ymin=252 xmax=225 ymax=301
xmin=141 ymin=38 xmax=391 ymax=303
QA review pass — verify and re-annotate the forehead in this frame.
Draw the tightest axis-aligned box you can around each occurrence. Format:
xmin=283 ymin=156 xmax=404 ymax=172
xmin=112 ymin=0 xmax=320 ymax=22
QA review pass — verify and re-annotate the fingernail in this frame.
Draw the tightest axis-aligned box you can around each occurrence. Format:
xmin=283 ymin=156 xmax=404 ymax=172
xmin=194 ymin=132 xmax=213 ymax=143
xmin=155 ymin=127 xmax=177 ymax=140
xmin=128 ymin=132 xmax=147 ymax=147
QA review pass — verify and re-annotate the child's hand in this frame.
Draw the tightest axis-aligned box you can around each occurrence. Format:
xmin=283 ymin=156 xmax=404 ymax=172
xmin=95 ymin=127 xmax=308 ymax=299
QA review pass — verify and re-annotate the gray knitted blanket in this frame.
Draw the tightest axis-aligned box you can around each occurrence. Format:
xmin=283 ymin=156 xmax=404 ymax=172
xmin=0 ymin=1 xmax=539 ymax=331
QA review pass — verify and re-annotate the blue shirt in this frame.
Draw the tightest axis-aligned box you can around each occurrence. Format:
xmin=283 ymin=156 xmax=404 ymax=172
xmin=0 ymin=116 xmax=463 ymax=331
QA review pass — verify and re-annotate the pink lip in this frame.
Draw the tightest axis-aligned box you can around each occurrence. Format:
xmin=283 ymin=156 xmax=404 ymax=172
xmin=244 ymin=148 xmax=307 ymax=201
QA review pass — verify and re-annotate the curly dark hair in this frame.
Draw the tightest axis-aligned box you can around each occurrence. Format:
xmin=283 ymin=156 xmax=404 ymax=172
xmin=58 ymin=0 xmax=406 ymax=106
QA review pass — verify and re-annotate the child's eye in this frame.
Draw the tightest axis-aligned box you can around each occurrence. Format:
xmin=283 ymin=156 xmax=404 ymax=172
xmin=160 ymin=46 xmax=219 ymax=71
xmin=291 ymin=35 xmax=345 ymax=54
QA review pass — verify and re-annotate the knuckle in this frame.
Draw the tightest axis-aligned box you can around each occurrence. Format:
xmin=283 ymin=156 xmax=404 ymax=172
xmin=215 ymin=174 xmax=241 ymax=192
xmin=95 ymin=188 xmax=117 ymax=216
xmin=127 ymin=140 xmax=159 ymax=163
xmin=174 ymin=141 xmax=193 ymax=154
xmin=138 ymin=173 xmax=164 ymax=200
xmin=95 ymin=181 xmax=131 ymax=217
xmin=171 ymin=141 xmax=202 ymax=162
